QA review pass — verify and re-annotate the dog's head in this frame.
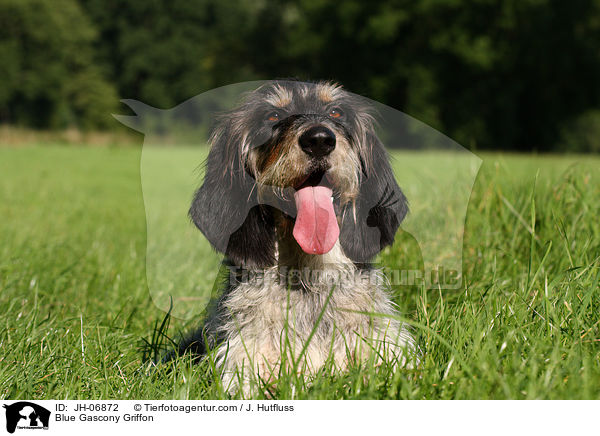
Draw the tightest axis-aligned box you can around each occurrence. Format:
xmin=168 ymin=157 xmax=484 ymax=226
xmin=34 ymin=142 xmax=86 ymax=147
xmin=190 ymin=80 xmax=408 ymax=267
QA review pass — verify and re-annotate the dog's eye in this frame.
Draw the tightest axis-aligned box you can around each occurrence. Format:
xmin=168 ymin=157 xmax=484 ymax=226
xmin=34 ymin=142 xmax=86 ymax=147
xmin=266 ymin=111 xmax=280 ymax=122
xmin=329 ymin=108 xmax=343 ymax=119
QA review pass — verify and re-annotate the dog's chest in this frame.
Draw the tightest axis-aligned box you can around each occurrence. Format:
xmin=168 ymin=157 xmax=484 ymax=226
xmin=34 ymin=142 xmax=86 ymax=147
xmin=228 ymin=267 xmax=379 ymax=334
xmin=212 ymin=242 xmax=413 ymax=393
xmin=218 ymin=243 xmax=397 ymax=369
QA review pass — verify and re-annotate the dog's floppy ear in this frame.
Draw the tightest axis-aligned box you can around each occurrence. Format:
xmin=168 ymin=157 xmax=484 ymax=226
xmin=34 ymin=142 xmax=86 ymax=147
xmin=189 ymin=119 xmax=276 ymax=268
xmin=339 ymin=132 xmax=408 ymax=263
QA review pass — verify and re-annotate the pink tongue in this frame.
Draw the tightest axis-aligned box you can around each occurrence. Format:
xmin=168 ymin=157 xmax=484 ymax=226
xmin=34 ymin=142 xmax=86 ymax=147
xmin=293 ymin=186 xmax=339 ymax=255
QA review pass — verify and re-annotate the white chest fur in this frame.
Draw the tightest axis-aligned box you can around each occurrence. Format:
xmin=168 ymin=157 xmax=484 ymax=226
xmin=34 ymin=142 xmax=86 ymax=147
xmin=212 ymin=241 xmax=415 ymax=393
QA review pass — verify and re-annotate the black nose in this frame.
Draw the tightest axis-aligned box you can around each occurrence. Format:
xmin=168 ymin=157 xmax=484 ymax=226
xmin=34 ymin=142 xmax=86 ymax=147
xmin=299 ymin=126 xmax=336 ymax=158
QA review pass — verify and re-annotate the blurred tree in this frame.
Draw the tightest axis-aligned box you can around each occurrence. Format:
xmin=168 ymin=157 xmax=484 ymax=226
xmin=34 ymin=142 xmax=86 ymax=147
xmin=0 ymin=0 xmax=118 ymax=129
xmin=251 ymin=0 xmax=600 ymax=151
xmin=2 ymin=0 xmax=599 ymax=150
xmin=559 ymin=109 xmax=600 ymax=152
xmin=80 ymin=0 xmax=267 ymax=109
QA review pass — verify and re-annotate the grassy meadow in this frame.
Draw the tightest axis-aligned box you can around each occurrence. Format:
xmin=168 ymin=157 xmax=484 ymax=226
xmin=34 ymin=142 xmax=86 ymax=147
xmin=0 ymin=144 xmax=599 ymax=399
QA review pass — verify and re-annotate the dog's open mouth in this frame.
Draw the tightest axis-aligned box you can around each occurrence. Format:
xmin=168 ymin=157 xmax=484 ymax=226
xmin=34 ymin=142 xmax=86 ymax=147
xmin=293 ymin=169 xmax=339 ymax=255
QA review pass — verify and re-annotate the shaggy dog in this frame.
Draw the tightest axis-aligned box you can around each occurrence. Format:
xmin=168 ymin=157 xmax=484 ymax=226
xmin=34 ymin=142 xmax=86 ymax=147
xmin=175 ymin=80 xmax=417 ymax=393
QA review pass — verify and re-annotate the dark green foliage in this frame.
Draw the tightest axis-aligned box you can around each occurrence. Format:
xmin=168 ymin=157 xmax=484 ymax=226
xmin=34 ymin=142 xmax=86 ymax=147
xmin=0 ymin=0 xmax=118 ymax=129
xmin=559 ymin=109 xmax=600 ymax=152
xmin=79 ymin=0 xmax=266 ymax=108
xmin=1 ymin=0 xmax=600 ymax=150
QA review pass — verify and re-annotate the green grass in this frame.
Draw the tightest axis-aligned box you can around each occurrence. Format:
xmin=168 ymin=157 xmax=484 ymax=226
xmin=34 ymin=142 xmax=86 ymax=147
xmin=0 ymin=144 xmax=599 ymax=399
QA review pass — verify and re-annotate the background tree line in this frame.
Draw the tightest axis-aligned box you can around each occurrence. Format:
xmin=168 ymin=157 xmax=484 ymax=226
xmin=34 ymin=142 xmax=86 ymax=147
xmin=1 ymin=0 xmax=599 ymax=151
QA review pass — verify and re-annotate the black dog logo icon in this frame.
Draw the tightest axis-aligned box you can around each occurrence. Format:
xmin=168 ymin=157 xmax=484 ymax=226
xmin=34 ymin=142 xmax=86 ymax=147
xmin=3 ymin=402 xmax=50 ymax=433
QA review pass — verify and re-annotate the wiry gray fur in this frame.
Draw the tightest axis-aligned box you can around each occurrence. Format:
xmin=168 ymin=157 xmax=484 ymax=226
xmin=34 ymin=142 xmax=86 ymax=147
xmin=184 ymin=80 xmax=417 ymax=395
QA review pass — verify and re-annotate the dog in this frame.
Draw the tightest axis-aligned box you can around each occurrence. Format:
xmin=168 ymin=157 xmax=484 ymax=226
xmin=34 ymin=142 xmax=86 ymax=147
xmin=175 ymin=80 xmax=417 ymax=394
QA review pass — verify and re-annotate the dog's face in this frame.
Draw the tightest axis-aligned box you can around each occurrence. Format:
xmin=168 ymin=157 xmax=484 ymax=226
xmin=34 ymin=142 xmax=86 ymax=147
xmin=190 ymin=80 xmax=408 ymax=267
xmin=246 ymin=83 xmax=361 ymax=202
xmin=246 ymin=82 xmax=369 ymax=256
